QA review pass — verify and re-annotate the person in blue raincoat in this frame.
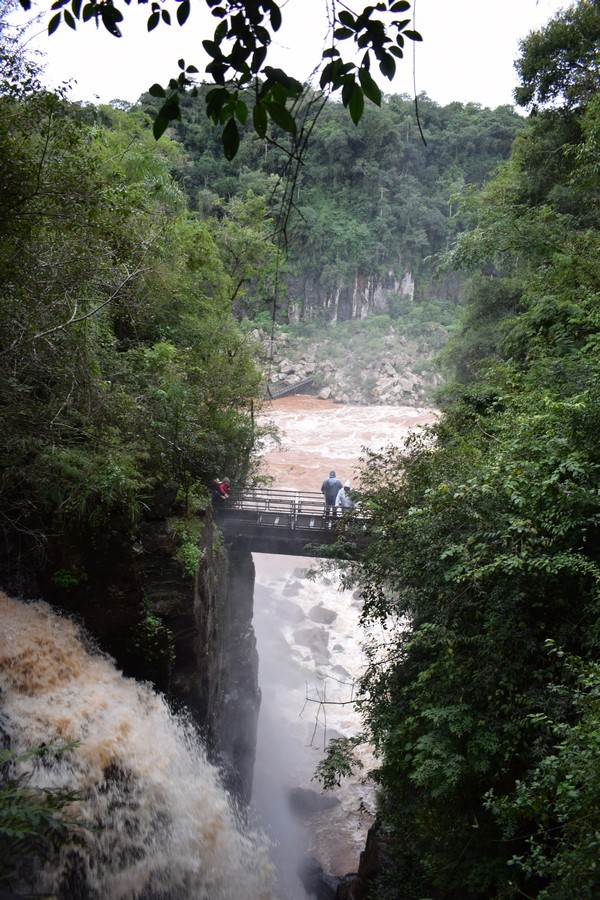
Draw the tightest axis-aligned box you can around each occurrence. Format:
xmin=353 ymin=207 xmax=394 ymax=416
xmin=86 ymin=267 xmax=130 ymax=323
xmin=320 ymin=470 xmax=342 ymax=520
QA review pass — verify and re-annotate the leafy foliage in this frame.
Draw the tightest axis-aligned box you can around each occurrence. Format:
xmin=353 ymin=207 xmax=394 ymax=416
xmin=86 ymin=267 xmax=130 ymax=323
xmin=133 ymin=599 xmax=176 ymax=663
xmin=314 ymin=736 xmax=364 ymax=790
xmin=488 ymin=649 xmax=600 ymax=899
xmin=317 ymin=4 xmax=600 ymax=896
xmin=21 ymin=0 xmax=423 ymax=147
xmin=0 ymin=744 xmax=85 ymax=887
xmin=0 ymin=36 xmax=268 ymax=573
xmin=515 ymin=0 xmax=600 ymax=111
xmin=155 ymin=87 xmax=523 ymax=315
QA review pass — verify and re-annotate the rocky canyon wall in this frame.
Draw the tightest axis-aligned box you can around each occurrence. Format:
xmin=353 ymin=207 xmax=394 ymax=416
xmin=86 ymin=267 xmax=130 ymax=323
xmin=286 ymin=270 xmax=415 ymax=323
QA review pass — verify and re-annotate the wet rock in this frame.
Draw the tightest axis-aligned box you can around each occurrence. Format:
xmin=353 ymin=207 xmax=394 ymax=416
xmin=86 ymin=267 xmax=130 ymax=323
xmin=335 ymin=873 xmax=361 ymax=898
xmin=278 ymin=597 xmax=305 ymax=623
xmin=297 ymin=856 xmax=339 ymax=900
xmin=292 ymin=567 xmax=309 ymax=579
xmin=308 ymin=604 xmax=338 ymax=625
xmin=288 ymin=787 xmax=341 ymax=817
xmin=331 ymin=664 xmax=351 ymax=680
xmin=138 ymin=520 xmax=179 ymax=556
xmin=283 ymin=580 xmax=301 ymax=596
xmin=336 ymin=822 xmax=390 ymax=899
xmin=143 ymin=480 xmax=180 ymax=519
xmin=293 ymin=625 xmax=330 ymax=665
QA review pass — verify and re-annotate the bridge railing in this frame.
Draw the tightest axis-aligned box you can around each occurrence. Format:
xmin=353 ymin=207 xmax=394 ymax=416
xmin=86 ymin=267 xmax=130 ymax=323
xmin=213 ymin=487 xmax=371 ymax=554
xmin=222 ymin=488 xmax=327 ymax=530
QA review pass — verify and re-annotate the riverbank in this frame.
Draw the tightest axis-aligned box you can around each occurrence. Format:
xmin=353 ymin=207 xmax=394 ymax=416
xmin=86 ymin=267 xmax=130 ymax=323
xmin=245 ymin=316 xmax=450 ymax=407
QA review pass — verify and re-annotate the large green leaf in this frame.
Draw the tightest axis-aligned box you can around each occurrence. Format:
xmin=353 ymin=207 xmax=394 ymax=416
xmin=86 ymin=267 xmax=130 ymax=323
xmin=264 ymin=101 xmax=296 ymax=134
xmin=222 ymin=116 xmax=240 ymax=160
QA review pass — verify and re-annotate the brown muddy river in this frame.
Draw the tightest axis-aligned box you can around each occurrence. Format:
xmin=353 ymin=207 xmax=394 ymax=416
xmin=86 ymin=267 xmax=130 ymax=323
xmin=258 ymin=395 xmax=437 ymax=491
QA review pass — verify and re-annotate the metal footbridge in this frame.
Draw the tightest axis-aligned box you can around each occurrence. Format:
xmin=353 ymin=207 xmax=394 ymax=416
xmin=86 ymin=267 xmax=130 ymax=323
xmin=266 ymin=378 xmax=315 ymax=400
xmin=213 ymin=488 xmax=369 ymax=557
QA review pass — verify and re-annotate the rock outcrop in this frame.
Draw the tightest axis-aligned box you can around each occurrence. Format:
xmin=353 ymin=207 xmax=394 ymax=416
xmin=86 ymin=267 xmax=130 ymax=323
xmin=253 ymin=325 xmax=446 ymax=406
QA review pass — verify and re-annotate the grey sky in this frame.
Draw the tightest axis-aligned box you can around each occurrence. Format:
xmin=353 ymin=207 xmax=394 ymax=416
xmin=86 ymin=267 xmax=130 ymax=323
xmin=21 ymin=0 xmax=569 ymax=109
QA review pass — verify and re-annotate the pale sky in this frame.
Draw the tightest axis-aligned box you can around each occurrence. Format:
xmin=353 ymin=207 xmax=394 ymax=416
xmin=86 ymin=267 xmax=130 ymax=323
xmin=19 ymin=0 xmax=570 ymax=109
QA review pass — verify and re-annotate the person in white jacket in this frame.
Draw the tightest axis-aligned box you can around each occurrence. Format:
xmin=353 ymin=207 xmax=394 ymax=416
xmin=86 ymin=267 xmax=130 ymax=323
xmin=336 ymin=480 xmax=356 ymax=512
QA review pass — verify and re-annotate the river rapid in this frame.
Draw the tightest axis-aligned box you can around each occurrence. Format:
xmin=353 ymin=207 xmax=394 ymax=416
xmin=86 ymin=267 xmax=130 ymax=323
xmin=251 ymin=396 xmax=437 ymax=895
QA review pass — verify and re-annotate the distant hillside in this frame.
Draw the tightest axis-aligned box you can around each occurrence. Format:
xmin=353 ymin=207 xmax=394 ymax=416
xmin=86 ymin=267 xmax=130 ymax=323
xmin=142 ymin=89 xmax=523 ymax=324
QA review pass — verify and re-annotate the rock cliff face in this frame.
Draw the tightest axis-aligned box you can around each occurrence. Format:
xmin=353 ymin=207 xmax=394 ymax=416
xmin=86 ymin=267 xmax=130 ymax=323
xmin=0 ymin=484 xmax=260 ymax=805
xmin=287 ymin=270 xmax=415 ymax=323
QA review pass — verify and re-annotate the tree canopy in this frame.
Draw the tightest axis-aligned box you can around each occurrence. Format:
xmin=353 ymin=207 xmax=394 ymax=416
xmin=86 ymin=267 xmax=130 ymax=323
xmin=0 ymin=19 xmax=270 ymax=583
xmin=515 ymin=0 xmax=600 ymax=110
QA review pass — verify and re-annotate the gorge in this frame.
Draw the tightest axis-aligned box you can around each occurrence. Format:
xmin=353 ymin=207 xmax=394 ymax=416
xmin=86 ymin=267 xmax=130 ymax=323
xmin=0 ymin=396 xmax=436 ymax=898
xmin=3 ymin=3 xmax=598 ymax=895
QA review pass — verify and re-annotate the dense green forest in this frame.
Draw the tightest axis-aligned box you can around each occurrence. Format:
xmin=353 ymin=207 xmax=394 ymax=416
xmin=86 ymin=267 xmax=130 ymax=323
xmin=0 ymin=18 xmax=271 ymax=587
xmin=143 ymin=88 xmax=523 ymax=320
xmin=0 ymin=4 xmax=525 ymax=577
xmin=2 ymin=0 xmax=600 ymax=895
xmin=321 ymin=1 xmax=600 ymax=896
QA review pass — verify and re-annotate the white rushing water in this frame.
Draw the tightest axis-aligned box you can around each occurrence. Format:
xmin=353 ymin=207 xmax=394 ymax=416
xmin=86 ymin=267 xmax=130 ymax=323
xmin=252 ymin=554 xmax=380 ymax=886
xmin=0 ymin=592 xmax=274 ymax=899
xmin=251 ymin=397 xmax=437 ymax=887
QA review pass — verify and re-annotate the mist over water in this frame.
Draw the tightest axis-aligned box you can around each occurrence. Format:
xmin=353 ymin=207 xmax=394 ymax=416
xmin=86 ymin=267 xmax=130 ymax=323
xmin=251 ymin=398 xmax=437 ymax=887
xmin=0 ymin=592 xmax=273 ymax=899
xmin=252 ymin=555 xmax=378 ymax=884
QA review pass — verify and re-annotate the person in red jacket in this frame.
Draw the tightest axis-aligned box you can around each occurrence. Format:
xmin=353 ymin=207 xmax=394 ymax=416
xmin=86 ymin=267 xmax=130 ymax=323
xmin=213 ymin=477 xmax=230 ymax=501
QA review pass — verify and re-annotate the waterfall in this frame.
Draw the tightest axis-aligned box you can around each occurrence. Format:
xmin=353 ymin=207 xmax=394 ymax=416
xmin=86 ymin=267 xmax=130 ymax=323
xmin=0 ymin=592 xmax=273 ymax=899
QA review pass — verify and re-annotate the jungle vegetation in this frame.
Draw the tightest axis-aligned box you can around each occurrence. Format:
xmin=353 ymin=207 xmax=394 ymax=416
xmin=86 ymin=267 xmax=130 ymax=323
xmin=0 ymin=13 xmax=269 ymax=574
xmin=19 ymin=0 xmax=425 ymax=149
xmin=3 ymin=0 xmax=600 ymax=896
xmin=1 ymin=4 xmax=522 ymax=578
xmin=322 ymin=2 xmax=600 ymax=896
xmin=146 ymin=86 xmax=523 ymax=317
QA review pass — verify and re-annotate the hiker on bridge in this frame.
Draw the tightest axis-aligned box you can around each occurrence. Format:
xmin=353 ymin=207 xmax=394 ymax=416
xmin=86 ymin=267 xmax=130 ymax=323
xmin=212 ymin=477 xmax=230 ymax=502
xmin=336 ymin=480 xmax=356 ymax=513
xmin=321 ymin=470 xmax=343 ymax=520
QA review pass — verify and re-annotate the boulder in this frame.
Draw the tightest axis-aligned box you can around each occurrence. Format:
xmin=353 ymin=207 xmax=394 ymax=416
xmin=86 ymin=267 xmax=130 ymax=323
xmin=288 ymin=787 xmax=341 ymax=817
xmin=278 ymin=597 xmax=305 ymax=623
xmin=283 ymin=580 xmax=301 ymax=596
xmin=308 ymin=604 xmax=337 ymax=625
xmin=297 ymin=856 xmax=338 ymax=900
xmin=293 ymin=625 xmax=330 ymax=664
